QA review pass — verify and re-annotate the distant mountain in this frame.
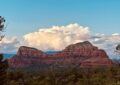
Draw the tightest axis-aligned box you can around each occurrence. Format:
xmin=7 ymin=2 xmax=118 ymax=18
xmin=45 ymin=51 xmax=60 ymax=54
xmin=3 ymin=54 xmax=15 ymax=59
xmin=9 ymin=41 xmax=114 ymax=68
xmin=3 ymin=51 xmax=59 ymax=59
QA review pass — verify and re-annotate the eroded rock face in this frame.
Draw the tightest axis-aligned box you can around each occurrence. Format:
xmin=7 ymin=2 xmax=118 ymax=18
xmin=9 ymin=46 xmax=48 ymax=68
xmin=80 ymin=58 xmax=113 ymax=68
xmin=9 ymin=41 xmax=113 ymax=68
xmin=17 ymin=46 xmax=47 ymax=57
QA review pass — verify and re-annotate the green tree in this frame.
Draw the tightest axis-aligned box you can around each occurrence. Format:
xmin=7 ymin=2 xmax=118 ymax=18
xmin=0 ymin=16 xmax=8 ymax=85
xmin=114 ymin=44 xmax=120 ymax=56
xmin=0 ymin=16 xmax=5 ymax=40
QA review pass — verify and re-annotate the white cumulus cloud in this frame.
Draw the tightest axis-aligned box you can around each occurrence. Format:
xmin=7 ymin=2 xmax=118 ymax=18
xmin=0 ymin=37 xmax=20 ymax=53
xmin=24 ymin=23 xmax=90 ymax=51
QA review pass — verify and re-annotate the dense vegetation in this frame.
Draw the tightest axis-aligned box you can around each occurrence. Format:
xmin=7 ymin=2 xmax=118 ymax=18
xmin=0 ymin=54 xmax=8 ymax=85
xmin=4 ymin=66 xmax=120 ymax=85
xmin=0 ymin=16 xmax=9 ymax=85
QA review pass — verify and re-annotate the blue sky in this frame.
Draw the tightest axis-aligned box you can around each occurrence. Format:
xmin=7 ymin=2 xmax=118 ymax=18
xmin=0 ymin=0 xmax=120 ymax=59
xmin=0 ymin=0 xmax=120 ymax=39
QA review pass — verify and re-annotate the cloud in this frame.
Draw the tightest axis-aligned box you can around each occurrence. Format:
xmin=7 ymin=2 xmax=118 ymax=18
xmin=0 ymin=37 xmax=20 ymax=53
xmin=91 ymin=33 xmax=120 ymax=59
xmin=92 ymin=33 xmax=120 ymax=49
xmin=24 ymin=23 xmax=90 ymax=51
xmin=0 ymin=23 xmax=119 ymax=59
xmin=23 ymin=23 xmax=120 ymax=59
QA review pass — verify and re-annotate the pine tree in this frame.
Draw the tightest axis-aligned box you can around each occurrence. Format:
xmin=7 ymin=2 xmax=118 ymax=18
xmin=0 ymin=16 xmax=8 ymax=85
xmin=0 ymin=16 xmax=5 ymax=40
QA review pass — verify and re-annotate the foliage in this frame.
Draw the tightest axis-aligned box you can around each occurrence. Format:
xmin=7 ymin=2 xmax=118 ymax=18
xmin=0 ymin=16 xmax=5 ymax=40
xmin=6 ymin=66 xmax=120 ymax=85
xmin=0 ymin=16 xmax=8 ymax=85
xmin=0 ymin=54 xmax=8 ymax=85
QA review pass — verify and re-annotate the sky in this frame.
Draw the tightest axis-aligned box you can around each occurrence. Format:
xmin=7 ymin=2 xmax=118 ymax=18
xmin=0 ymin=0 xmax=120 ymax=59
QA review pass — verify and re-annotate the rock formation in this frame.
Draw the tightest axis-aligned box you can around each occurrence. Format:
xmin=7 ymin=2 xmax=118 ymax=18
xmin=9 ymin=46 xmax=47 ymax=68
xmin=9 ymin=41 xmax=113 ymax=68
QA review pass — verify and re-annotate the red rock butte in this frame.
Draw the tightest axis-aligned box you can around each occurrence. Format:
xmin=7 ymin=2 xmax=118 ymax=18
xmin=9 ymin=41 xmax=113 ymax=68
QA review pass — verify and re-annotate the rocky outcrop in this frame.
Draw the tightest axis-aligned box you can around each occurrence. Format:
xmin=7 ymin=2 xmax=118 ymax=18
xmin=9 ymin=46 xmax=48 ymax=68
xmin=17 ymin=46 xmax=47 ymax=57
xmin=60 ymin=41 xmax=107 ymax=58
xmin=48 ymin=41 xmax=113 ymax=67
xmin=80 ymin=57 xmax=113 ymax=68
xmin=9 ymin=41 xmax=113 ymax=68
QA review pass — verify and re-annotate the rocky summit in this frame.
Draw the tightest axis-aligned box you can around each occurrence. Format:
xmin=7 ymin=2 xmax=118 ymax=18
xmin=9 ymin=41 xmax=113 ymax=68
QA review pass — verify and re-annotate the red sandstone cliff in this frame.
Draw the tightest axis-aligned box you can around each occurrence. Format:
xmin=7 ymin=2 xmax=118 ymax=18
xmin=9 ymin=41 xmax=113 ymax=68
xmin=9 ymin=46 xmax=48 ymax=67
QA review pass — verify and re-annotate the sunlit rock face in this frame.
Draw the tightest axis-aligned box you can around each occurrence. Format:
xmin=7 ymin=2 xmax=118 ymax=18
xmin=9 ymin=46 xmax=48 ymax=68
xmin=51 ymin=41 xmax=113 ymax=67
xmin=17 ymin=46 xmax=47 ymax=57
xmin=9 ymin=41 xmax=113 ymax=68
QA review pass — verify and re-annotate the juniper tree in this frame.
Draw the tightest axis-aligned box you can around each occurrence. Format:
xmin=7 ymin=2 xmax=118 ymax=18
xmin=115 ymin=44 xmax=120 ymax=55
xmin=0 ymin=16 xmax=8 ymax=85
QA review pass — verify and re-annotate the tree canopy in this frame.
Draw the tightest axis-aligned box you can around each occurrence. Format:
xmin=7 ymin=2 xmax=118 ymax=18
xmin=0 ymin=16 xmax=8 ymax=85
xmin=0 ymin=16 xmax=5 ymax=41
